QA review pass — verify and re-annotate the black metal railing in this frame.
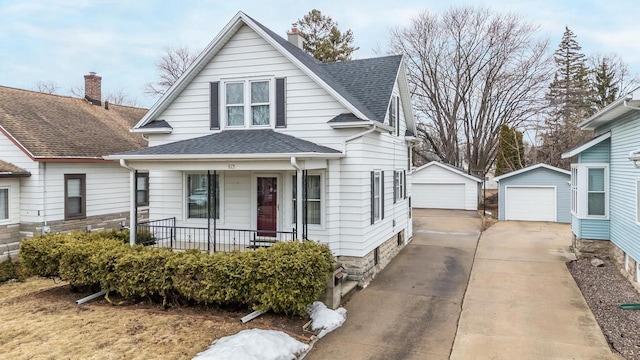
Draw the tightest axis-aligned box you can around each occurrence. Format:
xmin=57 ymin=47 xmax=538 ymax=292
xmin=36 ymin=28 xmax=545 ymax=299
xmin=136 ymin=217 xmax=296 ymax=253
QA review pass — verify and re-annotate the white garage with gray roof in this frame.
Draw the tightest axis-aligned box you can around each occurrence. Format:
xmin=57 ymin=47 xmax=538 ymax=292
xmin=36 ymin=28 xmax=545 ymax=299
xmin=411 ymin=161 xmax=481 ymax=211
xmin=495 ymin=163 xmax=571 ymax=223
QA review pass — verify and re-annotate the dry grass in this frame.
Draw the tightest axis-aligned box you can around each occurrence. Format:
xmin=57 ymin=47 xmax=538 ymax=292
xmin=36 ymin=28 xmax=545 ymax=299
xmin=0 ymin=277 xmax=309 ymax=360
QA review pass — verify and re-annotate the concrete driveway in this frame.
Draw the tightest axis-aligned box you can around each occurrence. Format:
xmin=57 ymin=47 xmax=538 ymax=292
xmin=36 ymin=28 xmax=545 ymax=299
xmin=305 ymin=208 xmax=481 ymax=359
xmin=450 ymin=221 xmax=617 ymax=359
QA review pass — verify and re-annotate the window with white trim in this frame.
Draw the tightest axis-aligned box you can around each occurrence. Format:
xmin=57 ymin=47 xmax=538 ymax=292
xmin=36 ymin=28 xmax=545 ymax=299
xmin=570 ymin=164 xmax=608 ymax=219
xmin=292 ymin=174 xmax=322 ymax=225
xmin=373 ymin=171 xmax=382 ymax=221
xmin=0 ymin=188 xmax=8 ymax=221
xmin=587 ymin=168 xmax=605 ymax=216
xmin=224 ymin=79 xmax=271 ymax=127
xmin=186 ymin=173 xmax=221 ymax=219
xmin=394 ymin=170 xmax=404 ymax=203
xmin=571 ymin=166 xmax=578 ymax=214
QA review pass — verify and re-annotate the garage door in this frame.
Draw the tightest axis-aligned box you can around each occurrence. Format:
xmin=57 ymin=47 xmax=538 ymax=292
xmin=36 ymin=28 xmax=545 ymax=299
xmin=413 ymin=183 xmax=466 ymax=209
xmin=505 ymin=187 xmax=556 ymax=221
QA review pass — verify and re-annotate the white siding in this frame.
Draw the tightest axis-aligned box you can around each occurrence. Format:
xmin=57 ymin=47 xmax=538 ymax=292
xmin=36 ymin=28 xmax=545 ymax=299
xmin=44 ymin=162 xmax=130 ymax=221
xmin=147 ymin=24 xmax=352 ymax=150
xmin=0 ymin=178 xmax=21 ymax=225
xmin=411 ymin=164 xmax=479 ymax=210
xmin=0 ymin=133 xmax=41 ymax=222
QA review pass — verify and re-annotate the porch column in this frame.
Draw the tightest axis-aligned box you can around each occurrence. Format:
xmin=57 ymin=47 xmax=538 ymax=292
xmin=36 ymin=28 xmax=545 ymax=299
xmin=296 ymin=168 xmax=303 ymax=240
xmin=129 ymin=169 xmax=137 ymax=246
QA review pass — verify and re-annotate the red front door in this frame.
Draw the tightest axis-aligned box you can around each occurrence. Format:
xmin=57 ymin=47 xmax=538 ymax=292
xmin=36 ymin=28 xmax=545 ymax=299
xmin=257 ymin=177 xmax=277 ymax=237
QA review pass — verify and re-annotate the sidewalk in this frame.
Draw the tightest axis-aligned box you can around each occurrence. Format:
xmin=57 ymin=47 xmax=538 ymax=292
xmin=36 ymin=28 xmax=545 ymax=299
xmin=450 ymin=221 xmax=618 ymax=359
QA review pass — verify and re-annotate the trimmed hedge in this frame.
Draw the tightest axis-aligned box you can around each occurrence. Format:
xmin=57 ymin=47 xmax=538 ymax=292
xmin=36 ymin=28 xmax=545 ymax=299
xmin=19 ymin=231 xmax=333 ymax=315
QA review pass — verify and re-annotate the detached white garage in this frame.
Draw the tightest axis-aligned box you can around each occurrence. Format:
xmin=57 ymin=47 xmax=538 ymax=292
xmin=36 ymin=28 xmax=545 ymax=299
xmin=495 ymin=164 xmax=571 ymax=223
xmin=411 ymin=161 xmax=481 ymax=210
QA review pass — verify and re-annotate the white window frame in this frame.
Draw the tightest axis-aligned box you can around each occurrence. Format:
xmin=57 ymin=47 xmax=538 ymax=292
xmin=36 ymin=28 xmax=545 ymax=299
xmin=222 ymin=77 xmax=274 ymax=129
xmin=394 ymin=170 xmax=404 ymax=202
xmin=373 ymin=170 xmax=382 ymax=222
xmin=571 ymin=163 xmax=609 ymax=220
xmin=0 ymin=187 xmax=9 ymax=223
xmin=571 ymin=165 xmax=578 ymax=215
xmin=289 ymin=172 xmax=325 ymax=229
xmin=184 ymin=172 xmax=225 ymax=223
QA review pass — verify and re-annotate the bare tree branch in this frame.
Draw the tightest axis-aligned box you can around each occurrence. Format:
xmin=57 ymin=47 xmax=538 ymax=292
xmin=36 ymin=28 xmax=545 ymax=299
xmin=388 ymin=7 xmax=552 ymax=175
xmin=34 ymin=80 xmax=59 ymax=94
xmin=145 ymin=45 xmax=198 ymax=97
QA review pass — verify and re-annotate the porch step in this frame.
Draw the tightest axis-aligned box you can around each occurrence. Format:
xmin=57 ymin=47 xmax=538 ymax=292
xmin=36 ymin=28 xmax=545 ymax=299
xmin=340 ymin=280 xmax=359 ymax=303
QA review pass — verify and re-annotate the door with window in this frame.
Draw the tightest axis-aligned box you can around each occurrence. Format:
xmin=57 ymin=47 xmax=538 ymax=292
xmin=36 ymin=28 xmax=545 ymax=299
xmin=257 ymin=177 xmax=277 ymax=236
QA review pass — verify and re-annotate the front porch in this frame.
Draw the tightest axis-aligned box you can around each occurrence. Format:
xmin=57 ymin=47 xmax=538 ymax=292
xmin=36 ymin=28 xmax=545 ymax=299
xmin=137 ymin=217 xmax=296 ymax=253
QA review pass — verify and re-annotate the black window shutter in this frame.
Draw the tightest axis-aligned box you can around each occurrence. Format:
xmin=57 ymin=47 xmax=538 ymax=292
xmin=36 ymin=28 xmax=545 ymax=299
xmin=393 ymin=171 xmax=398 ymax=204
xmin=409 ymin=197 xmax=412 ymax=218
xmin=403 ymin=170 xmax=407 ymax=198
xmin=370 ymin=171 xmax=375 ymax=225
xmin=381 ymin=171 xmax=385 ymax=220
xmin=210 ymin=82 xmax=220 ymax=129
xmin=276 ymin=78 xmax=286 ymax=128
xmin=396 ymin=96 xmax=400 ymax=136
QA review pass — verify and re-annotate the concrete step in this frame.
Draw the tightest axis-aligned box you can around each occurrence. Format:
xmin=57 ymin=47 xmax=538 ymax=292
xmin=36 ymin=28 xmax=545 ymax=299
xmin=340 ymin=280 xmax=359 ymax=303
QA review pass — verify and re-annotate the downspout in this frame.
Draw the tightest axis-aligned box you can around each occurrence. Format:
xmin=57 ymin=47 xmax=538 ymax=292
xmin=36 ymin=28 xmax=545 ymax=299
xmin=343 ymin=124 xmax=377 ymax=154
xmin=42 ymin=162 xmax=47 ymax=229
xmin=119 ymin=159 xmax=137 ymax=246
xmin=291 ymin=157 xmax=303 ymax=240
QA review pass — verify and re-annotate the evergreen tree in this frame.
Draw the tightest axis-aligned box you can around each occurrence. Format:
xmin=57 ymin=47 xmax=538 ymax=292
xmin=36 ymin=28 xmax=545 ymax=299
xmin=495 ymin=125 xmax=525 ymax=176
xmin=592 ymin=57 xmax=619 ymax=109
xmin=539 ymin=27 xmax=593 ymax=168
xmin=294 ymin=9 xmax=359 ymax=62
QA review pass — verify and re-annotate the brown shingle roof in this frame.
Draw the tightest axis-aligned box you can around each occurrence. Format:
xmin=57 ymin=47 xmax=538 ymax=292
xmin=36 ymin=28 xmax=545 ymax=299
xmin=0 ymin=160 xmax=30 ymax=177
xmin=0 ymin=86 xmax=147 ymax=159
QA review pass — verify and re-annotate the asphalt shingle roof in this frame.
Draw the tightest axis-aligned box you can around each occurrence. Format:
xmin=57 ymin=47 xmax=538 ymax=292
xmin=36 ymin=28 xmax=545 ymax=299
xmin=247 ymin=15 xmax=401 ymax=123
xmin=117 ymin=129 xmax=342 ymax=156
xmin=140 ymin=120 xmax=172 ymax=129
xmin=327 ymin=113 xmax=367 ymax=123
xmin=0 ymin=86 xmax=147 ymax=158
xmin=0 ymin=160 xmax=30 ymax=177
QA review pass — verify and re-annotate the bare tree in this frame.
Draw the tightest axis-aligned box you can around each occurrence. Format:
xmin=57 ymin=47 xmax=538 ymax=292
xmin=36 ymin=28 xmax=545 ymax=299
xmin=145 ymin=45 xmax=198 ymax=96
xmin=34 ymin=80 xmax=59 ymax=94
xmin=105 ymin=90 xmax=139 ymax=107
xmin=388 ymin=7 xmax=552 ymax=175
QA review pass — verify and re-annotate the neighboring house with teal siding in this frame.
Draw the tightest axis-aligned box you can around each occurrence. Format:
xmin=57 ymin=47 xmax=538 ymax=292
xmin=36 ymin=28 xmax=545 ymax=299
xmin=494 ymin=164 xmax=570 ymax=223
xmin=562 ymin=87 xmax=640 ymax=284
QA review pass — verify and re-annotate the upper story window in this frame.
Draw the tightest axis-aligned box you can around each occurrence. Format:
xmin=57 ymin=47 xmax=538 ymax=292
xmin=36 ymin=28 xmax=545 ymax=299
xmin=225 ymin=79 xmax=271 ymax=128
xmin=570 ymin=164 xmax=608 ymax=219
xmin=388 ymin=95 xmax=400 ymax=135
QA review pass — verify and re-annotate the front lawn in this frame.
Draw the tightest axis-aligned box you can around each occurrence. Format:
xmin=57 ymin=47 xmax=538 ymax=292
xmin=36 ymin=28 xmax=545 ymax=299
xmin=0 ymin=277 xmax=309 ymax=360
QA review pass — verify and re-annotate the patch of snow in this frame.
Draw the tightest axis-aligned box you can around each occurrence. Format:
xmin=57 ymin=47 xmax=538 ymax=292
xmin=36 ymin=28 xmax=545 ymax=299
xmin=192 ymin=329 xmax=308 ymax=360
xmin=308 ymin=301 xmax=347 ymax=338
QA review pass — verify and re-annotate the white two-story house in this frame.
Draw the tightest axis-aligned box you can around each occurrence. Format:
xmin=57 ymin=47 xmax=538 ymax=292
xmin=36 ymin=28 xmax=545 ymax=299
xmin=107 ymin=12 xmax=417 ymax=284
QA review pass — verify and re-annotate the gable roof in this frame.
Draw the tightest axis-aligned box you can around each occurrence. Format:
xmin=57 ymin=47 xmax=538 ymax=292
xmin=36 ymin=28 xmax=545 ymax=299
xmin=134 ymin=12 xmax=414 ymax=133
xmin=561 ymin=132 xmax=611 ymax=159
xmin=494 ymin=163 xmax=570 ymax=181
xmin=108 ymin=129 xmax=343 ymax=160
xmin=413 ymin=161 xmax=482 ymax=182
xmin=0 ymin=160 xmax=30 ymax=177
xmin=0 ymin=86 xmax=147 ymax=160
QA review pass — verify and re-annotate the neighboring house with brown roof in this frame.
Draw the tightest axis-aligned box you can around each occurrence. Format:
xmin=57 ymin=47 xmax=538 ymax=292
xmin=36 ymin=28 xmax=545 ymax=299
xmin=0 ymin=73 xmax=148 ymax=258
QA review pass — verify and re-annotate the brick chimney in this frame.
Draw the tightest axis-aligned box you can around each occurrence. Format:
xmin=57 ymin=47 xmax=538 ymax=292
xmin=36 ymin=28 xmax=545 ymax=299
xmin=84 ymin=72 xmax=102 ymax=105
xmin=287 ymin=25 xmax=304 ymax=49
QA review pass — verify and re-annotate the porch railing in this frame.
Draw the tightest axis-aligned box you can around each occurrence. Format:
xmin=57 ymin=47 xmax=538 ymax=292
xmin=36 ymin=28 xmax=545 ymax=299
xmin=136 ymin=217 xmax=296 ymax=253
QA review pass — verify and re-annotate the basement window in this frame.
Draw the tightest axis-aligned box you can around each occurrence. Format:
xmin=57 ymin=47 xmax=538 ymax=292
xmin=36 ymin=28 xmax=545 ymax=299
xmin=374 ymin=246 xmax=380 ymax=265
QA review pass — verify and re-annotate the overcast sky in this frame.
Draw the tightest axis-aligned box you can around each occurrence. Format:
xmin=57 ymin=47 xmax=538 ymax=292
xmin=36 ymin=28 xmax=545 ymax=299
xmin=2 ymin=0 xmax=639 ymax=108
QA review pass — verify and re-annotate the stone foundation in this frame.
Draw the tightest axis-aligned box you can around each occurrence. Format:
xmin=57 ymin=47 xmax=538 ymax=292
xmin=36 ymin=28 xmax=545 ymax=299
xmin=0 ymin=223 xmax=20 ymax=246
xmin=338 ymin=230 xmax=407 ymax=287
xmin=9 ymin=209 xmax=149 ymax=244
xmin=572 ymin=235 xmax=612 ymax=259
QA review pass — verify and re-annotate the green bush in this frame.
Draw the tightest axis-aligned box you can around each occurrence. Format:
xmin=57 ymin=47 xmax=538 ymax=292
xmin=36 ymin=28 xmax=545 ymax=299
xmin=19 ymin=233 xmax=334 ymax=315
xmin=0 ymin=258 xmax=26 ymax=284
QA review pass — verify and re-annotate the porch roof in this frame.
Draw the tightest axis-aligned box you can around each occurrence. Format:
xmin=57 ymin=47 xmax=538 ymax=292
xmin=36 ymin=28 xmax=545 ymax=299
xmin=107 ymin=129 xmax=344 ymax=160
xmin=0 ymin=160 xmax=30 ymax=177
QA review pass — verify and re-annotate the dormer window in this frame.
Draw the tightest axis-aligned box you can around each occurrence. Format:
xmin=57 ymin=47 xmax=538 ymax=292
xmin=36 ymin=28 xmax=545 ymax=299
xmin=224 ymin=79 xmax=272 ymax=128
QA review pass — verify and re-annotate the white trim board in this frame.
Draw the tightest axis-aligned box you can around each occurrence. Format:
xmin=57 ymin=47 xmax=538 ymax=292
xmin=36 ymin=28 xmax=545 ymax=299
xmin=495 ymin=163 xmax=570 ymax=182
xmin=412 ymin=161 xmax=482 ymax=183
xmin=561 ymin=132 xmax=611 ymax=159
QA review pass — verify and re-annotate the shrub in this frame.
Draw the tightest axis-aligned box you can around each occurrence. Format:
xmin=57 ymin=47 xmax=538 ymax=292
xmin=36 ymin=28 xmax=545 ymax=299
xmin=19 ymin=232 xmax=334 ymax=315
xmin=0 ymin=258 xmax=26 ymax=284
